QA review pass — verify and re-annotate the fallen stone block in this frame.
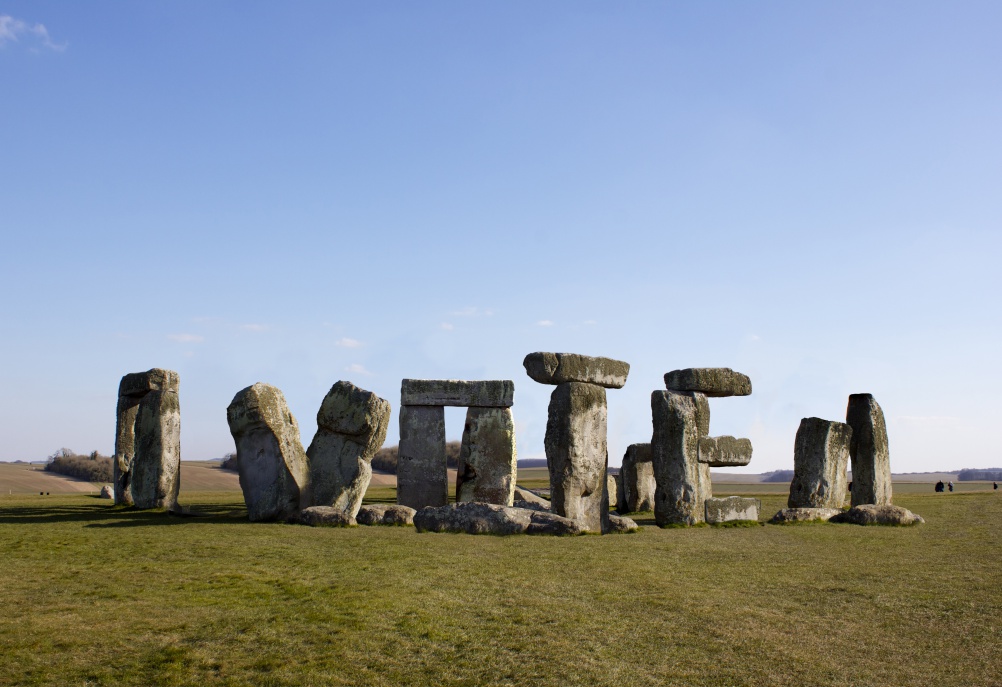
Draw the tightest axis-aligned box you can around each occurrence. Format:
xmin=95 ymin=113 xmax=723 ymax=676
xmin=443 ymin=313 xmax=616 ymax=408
xmin=846 ymin=393 xmax=892 ymax=507
xmin=289 ymin=506 xmax=356 ymax=527
xmin=397 ymin=405 xmax=448 ymax=509
xmin=356 ymin=504 xmax=416 ymax=526
xmin=788 ymin=417 xmax=852 ymax=510
xmin=769 ymin=507 xmax=842 ymax=523
xmin=456 ymin=407 xmax=517 ymax=506
xmin=413 ymin=502 xmax=583 ymax=536
xmin=705 ymin=496 xmax=759 ymax=523
xmin=697 ymin=436 xmax=753 ymax=467
xmin=523 ymin=352 xmax=630 ymax=389
xmin=664 ymin=368 xmax=751 ymax=397
xmin=830 ymin=504 xmax=924 ymax=526
xmin=512 ymin=486 xmax=550 ymax=508
xmin=400 ymin=379 xmax=514 ymax=407
xmin=607 ymin=513 xmax=640 ymax=533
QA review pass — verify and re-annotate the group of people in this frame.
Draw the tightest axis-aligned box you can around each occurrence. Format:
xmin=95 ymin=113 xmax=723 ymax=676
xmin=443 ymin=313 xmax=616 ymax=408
xmin=934 ymin=480 xmax=1000 ymax=492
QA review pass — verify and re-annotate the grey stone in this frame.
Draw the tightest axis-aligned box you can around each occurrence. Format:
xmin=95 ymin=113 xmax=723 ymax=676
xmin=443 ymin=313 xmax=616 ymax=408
xmin=697 ymin=436 xmax=753 ymax=467
xmin=692 ymin=392 xmax=711 ymax=437
xmin=356 ymin=504 xmax=416 ymax=526
xmin=620 ymin=443 xmax=656 ymax=513
xmin=227 ymin=383 xmax=312 ymax=522
xmin=396 ymin=405 xmax=447 ymax=509
xmin=607 ymin=513 xmax=640 ymax=533
xmin=413 ymin=502 xmax=583 ymax=536
xmin=99 ymin=485 xmax=114 ymax=499
xmin=456 ymin=407 xmax=517 ymax=506
xmin=400 ymin=379 xmax=514 ymax=407
xmin=113 ymin=368 xmax=180 ymax=506
xmin=289 ymin=506 xmax=356 ymax=527
xmin=788 ymin=417 xmax=852 ymax=510
xmin=523 ymin=352 xmax=630 ymax=389
xmin=606 ymin=473 xmax=618 ymax=513
xmin=769 ymin=507 xmax=842 ymax=523
xmin=118 ymin=369 xmax=179 ymax=398
xmin=651 ymin=391 xmax=709 ymax=526
xmin=130 ymin=388 xmax=181 ymax=510
xmin=544 ymin=382 xmax=610 ymax=533
xmin=830 ymin=504 xmax=924 ymax=526
xmin=613 ymin=471 xmax=625 ymax=512
xmin=846 ymin=394 xmax=892 ymax=507
xmin=306 ymin=381 xmax=390 ymax=517
xmin=664 ymin=368 xmax=751 ymax=397
xmin=705 ymin=496 xmax=759 ymax=523
xmin=512 ymin=486 xmax=550 ymax=508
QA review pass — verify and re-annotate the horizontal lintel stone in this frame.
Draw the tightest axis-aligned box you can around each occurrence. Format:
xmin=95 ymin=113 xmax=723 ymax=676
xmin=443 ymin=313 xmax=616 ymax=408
xmin=523 ymin=352 xmax=629 ymax=388
xmin=401 ymin=379 xmax=514 ymax=407
xmin=697 ymin=436 xmax=753 ymax=467
xmin=664 ymin=368 xmax=751 ymax=397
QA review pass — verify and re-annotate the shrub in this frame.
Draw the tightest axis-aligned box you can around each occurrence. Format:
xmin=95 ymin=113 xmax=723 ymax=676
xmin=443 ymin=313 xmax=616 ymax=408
xmin=45 ymin=449 xmax=113 ymax=482
xmin=219 ymin=453 xmax=238 ymax=471
xmin=957 ymin=468 xmax=1002 ymax=481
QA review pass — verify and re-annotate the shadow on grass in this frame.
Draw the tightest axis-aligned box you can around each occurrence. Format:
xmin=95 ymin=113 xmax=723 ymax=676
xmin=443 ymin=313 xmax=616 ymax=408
xmin=0 ymin=503 xmax=247 ymax=526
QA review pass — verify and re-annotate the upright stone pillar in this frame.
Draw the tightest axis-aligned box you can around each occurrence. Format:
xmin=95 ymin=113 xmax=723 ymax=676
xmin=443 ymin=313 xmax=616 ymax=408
xmin=131 ymin=388 xmax=181 ymax=509
xmin=456 ymin=407 xmax=517 ymax=506
xmin=524 ymin=352 xmax=630 ymax=533
xmin=113 ymin=369 xmax=180 ymax=507
xmin=620 ymin=443 xmax=655 ymax=513
xmin=397 ymin=405 xmax=448 ymax=509
xmin=651 ymin=391 xmax=707 ymax=526
xmin=788 ymin=417 xmax=852 ymax=510
xmin=846 ymin=393 xmax=892 ymax=507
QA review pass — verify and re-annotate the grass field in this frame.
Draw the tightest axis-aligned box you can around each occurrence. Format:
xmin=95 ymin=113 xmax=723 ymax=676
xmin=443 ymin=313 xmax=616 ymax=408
xmin=1 ymin=482 xmax=999 ymax=687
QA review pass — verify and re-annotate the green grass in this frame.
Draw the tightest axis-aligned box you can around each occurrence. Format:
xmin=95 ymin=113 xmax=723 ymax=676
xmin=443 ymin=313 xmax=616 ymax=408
xmin=1 ymin=489 xmax=999 ymax=686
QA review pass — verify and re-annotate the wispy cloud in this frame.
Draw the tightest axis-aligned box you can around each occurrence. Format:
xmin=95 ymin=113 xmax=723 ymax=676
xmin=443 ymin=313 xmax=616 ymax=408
xmin=335 ymin=337 xmax=361 ymax=348
xmin=344 ymin=363 xmax=372 ymax=376
xmin=450 ymin=306 xmax=494 ymax=318
xmin=241 ymin=323 xmax=268 ymax=332
xmin=0 ymin=15 xmax=66 ymax=52
xmin=168 ymin=333 xmax=204 ymax=343
xmin=440 ymin=322 xmax=454 ymax=331
xmin=537 ymin=320 xmax=554 ymax=327
xmin=583 ymin=319 xmax=597 ymax=325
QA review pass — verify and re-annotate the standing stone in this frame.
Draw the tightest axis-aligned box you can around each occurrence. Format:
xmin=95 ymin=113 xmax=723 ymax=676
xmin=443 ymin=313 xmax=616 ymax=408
xmin=306 ymin=381 xmax=390 ymax=517
xmin=456 ymin=407 xmax=517 ymax=506
xmin=651 ymin=391 xmax=708 ymax=526
xmin=397 ymin=405 xmax=447 ymax=509
xmin=613 ymin=471 xmax=625 ymax=512
xmin=113 ymin=369 xmax=179 ymax=507
xmin=620 ymin=443 xmax=656 ymax=513
xmin=544 ymin=382 xmax=610 ymax=533
xmin=130 ymin=388 xmax=181 ymax=509
xmin=606 ymin=473 xmax=618 ymax=513
xmin=846 ymin=394 xmax=892 ymax=507
xmin=788 ymin=417 xmax=852 ymax=510
xmin=227 ymin=383 xmax=312 ymax=522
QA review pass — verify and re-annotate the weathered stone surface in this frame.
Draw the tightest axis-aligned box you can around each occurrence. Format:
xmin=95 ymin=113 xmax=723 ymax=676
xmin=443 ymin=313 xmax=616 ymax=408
xmin=620 ymin=443 xmax=656 ymax=513
xmin=356 ymin=504 xmax=416 ymax=526
xmin=307 ymin=381 xmax=390 ymax=517
xmin=830 ymin=504 xmax=924 ymax=526
xmin=397 ymin=405 xmax=447 ymax=509
xmin=769 ymin=507 xmax=842 ymax=523
xmin=400 ymin=379 xmax=514 ymax=407
xmin=607 ymin=513 xmax=640 ymax=533
xmin=413 ymin=502 xmax=582 ymax=536
xmin=130 ymin=388 xmax=181 ymax=510
xmin=289 ymin=506 xmax=356 ymax=527
xmin=544 ymin=382 xmax=610 ymax=533
xmin=705 ymin=496 xmax=759 ymax=523
xmin=692 ymin=393 xmax=711 ymax=437
xmin=456 ymin=407 xmax=517 ymax=506
xmin=512 ymin=487 xmax=550 ymax=508
xmin=119 ymin=369 xmax=179 ymax=398
xmin=651 ymin=391 xmax=709 ymax=526
xmin=227 ymin=383 xmax=312 ymax=522
xmin=524 ymin=352 xmax=630 ymax=389
xmin=664 ymin=368 xmax=751 ymax=397
xmin=99 ymin=485 xmax=114 ymax=499
xmin=788 ymin=417 xmax=852 ymax=510
xmin=698 ymin=436 xmax=753 ymax=467
xmin=113 ymin=368 xmax=180 ymax=506
xmin=613 ymin=471 xmax=625 ymax=511
xmin=606 ymin=473 xmax=618 ymax=512
xmin=846 ymin=394 xmax=892 ymax=507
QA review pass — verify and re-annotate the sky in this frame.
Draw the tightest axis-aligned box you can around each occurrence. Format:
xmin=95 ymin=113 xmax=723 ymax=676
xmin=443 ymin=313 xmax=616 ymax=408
xmin=1 ymin=2 xmax=1000 ymax=472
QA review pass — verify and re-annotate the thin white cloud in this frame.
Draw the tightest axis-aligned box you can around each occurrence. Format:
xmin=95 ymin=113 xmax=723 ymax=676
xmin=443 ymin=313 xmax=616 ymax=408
xmin=344 ymin=363 xmax=372 ymax=376
xmin=537 ymin=320 xmax=554 ymax=327
xmin=440 ymin=322 xmax=454 ymax=331
xmin=0 ymin=15 xmax=66 ymax=51
xmin=335 ymin=337 xmax=362 ymax=348
xmin=450 ymin=306 xmax=494 ymax=317
xmin=583 ymin=319 xmax=597 ymax=325
xmin=241 ymin=324 xmax=268 ymax=332
xmin=168 ymin=333 xmax=204 ymax=343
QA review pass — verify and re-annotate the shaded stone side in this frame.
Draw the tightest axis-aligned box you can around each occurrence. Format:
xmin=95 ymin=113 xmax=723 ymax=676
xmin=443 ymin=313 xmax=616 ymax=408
xmin=397 ymin=405 xmax=447 ymax=509
xmin=401 ymin=379 xmax=514 ymax=408
xmin=846 ymin=393 xmax=892 ymax=507
xmin=113 ymin=396 xmax=140 ymax=506
xmin=788 ymin=417 xmax=852 ymax=510
xmin=651 ymin=391 xmax=708 ymax=526
xmin=307 ymin=381 xmax=390 ymax=517
xmin=227 ymin=383 xmax=312 ymax=522
xmin=705 ymin=496 xmax=759 ymax=523
xmin=620 ymin=443 xmax=655 ymax=513
xmin=130 ymin=389 xmax=181 ymax=510
xmin=664 ymin=368 xmax=751 ymax=397
xmin=524 ymin=352 xmax=630 ymax=389
xmin=544 ymin=382 xmax=610 ymax=533
xmin=456 ymin=407 xmax=517 ymax=506
xmin=697 ymin=436 xmax=753 ymax=467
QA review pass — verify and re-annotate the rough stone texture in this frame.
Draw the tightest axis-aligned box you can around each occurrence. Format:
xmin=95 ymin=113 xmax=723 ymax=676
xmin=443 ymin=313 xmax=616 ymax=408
xmin=306 ymin=381 xmax=390 ymax=517
xmin=698 ymin=436 xmax=753 ymax=467
xmin=289 ymin=506 xmax=356 ymax=527
xmin=846 ymin=393 xmax=892 ymax=507
xmin=356 ymin=504 xmax=416 ymax=526
xmin=613 ymin=471 xmax=625 ymax=512
xmin=119 ymin=369 xmax=179 ymax=397
xmin=620 ymin=443 xmax=656 ymax=513
xmin=99 ymin=485 xmax=114 ymax=499
xmin=544 ymin=382 xmax=610 ymax=533
xmin=130 ymin=389 xmax=181 ymax=510
xmin=512 ymin=486 xmax=550 ymax=508
xmin=606 ymin=473 xmax=618 ymax=512
xmin=705 ymin=496 xmax=759 ymax=523
xmin=227 ymin=383 xmax=312 ymax=522
xmin=769 ymin=507 xmax=842 ymax=523
xmin=830 ymin=504 xmax=923 ymax=526
xmin=607 ymin=513 xmax=640 ymax=533
xmin=456 ymin=407 xmax=517 ymax=506
xmin=413 ymin=502 xmax=583 ymax=536
xmin=397 ymin=405 xmax=448 ymax=509
xmin=401 ymin=379 xmax=514 ymax=407
xmin=788 ymin=417 xmax=852 ymax=510
xmin=692 ymin=393 xmax=711 ymax=438
xmin=114 ymin=368 xmax=180 ymax=506
xmin=523 ymin=352 xmax=630 ymax=389
xmin=664 ymin=368 xmax=752 ymax=397
xmin=651 ymin=391 xmax=709 ymax=526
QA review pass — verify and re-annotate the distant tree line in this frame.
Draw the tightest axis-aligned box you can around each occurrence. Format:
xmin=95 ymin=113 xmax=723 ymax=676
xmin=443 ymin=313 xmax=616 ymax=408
xmin=219 ymin=453 xmax=238 ymax=471
xmin=217 ymin=442 xmax=463 ymax=475
xmin=762 ymin=470 xmax=795 ymax=483
xmin=957 ymin=468 xmax=1002 ymax=481
xmin=45 ymin=448 xmax=113 ymax=482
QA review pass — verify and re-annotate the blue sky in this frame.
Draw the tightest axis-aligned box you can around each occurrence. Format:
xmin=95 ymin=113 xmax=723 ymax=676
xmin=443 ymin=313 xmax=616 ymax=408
xmin=2 ymin=2 xmax=1000 ymax=472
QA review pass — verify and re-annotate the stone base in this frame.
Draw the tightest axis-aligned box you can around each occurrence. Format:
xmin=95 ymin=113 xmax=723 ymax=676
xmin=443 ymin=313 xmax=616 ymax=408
xmin=770 ymin=507 xmax=842 ymax=523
